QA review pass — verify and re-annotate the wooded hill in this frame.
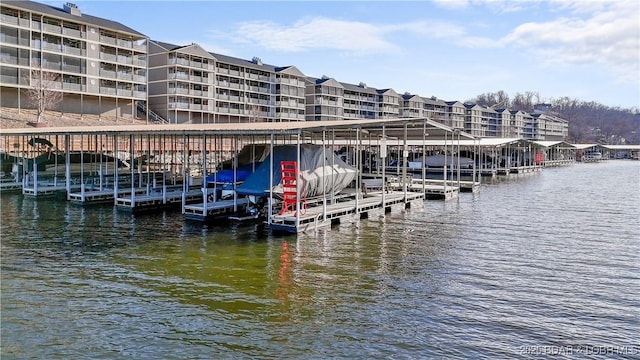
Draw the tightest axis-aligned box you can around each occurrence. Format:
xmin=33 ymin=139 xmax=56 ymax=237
xmin=467 ymin=91 xmax=640 ymax=144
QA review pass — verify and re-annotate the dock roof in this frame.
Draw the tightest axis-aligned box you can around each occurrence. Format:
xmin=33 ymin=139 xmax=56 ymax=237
xmin=600 ymin=144 xmax=640 ymax=150
xmin=530 ymin=140 xmax=576 ymax=149
xmin=0 ymin=118 xmax=475 ymax=142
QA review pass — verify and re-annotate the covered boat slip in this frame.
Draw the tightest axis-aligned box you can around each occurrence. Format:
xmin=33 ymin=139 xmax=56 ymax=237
xmin=0 ymin=118 xmax=473 ymax=233
xmin=408 ymin=138 xmax=550 ymax=177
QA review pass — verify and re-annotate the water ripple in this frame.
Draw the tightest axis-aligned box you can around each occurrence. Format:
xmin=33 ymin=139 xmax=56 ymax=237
xmin=1 ymin=161 xmax=639 ymax=359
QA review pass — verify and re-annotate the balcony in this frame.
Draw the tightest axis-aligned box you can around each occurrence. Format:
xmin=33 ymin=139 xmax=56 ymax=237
xmin=169 ymin=73 xmax=189 ymax=80
xmin=62 ymin=82 xmax=83 ymax=91
xmin=189 ymin=60 xmax=207 ymax=69
xmin=62 ymin=64 xmax=81 ymax=73
xmin=99 ymin=69 xmax=116 ymax=79
xmin=117 ymin=55 xmax=132 ymax=65
xmin=100 ymin=86 xmax=116 ymax=95
xmin=0 ymin=14 xmax=18 ymax=26
xmin=99 ymin=35 xmax=117 ymax=46
xmin=1 ymin=34 xmax=18 ymax=45
xmin=133 ymin=74 xmax=146 ymax=83
xmin=42 ymin=42 xmax=62 ymax=52
xmin=62 ymin=27 xmax=83 ymax=39
xmin=133 ymin=58 xmax=146 ymax=67
xmin=169 ymin=87 xmax=189 ymax=95
xmin=42 ymin=61 xmax=61 ymax=71
xmin=169 ymin=102 xmax=189 ymax=109
xmin=100 ymin=53 xmax=117 ymax=62
xmin=117 ymin=39 xmax=133 ymax=48
xmin=42 ymin=23 xmax=62 ymax=35
xmin=169 ymin=57 xmax=190 ymax=66
xmin=0 ymin=54 xmax=17 ymax=65
xmin=0 ymin=74 xmax=18 ymax=85
xmin=64 ymin=46 xmax=84 ymax=56
xmin=117 ymin=72 xmax=133 ymax=81
xmin=117 ymin=88 xmax=132 ymax=97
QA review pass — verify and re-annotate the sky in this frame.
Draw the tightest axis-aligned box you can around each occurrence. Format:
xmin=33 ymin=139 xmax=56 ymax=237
xmin=42 ymin=0 xmax=640 ymax=109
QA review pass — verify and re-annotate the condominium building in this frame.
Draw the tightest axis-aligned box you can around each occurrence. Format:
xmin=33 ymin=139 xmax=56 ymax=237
xmin=147 ymin=41 xmax=306 ymax=123
xmin=400 ymin=93 xmax=424 ymax=119
xmin=305 ymin=76 xmax=344 ymax=121
xmin=444 ymin=100 xmax=465 ymax=130
xmin=463 ymin=103 xmax=485 ymax=137
xmin=1 ymin=0 xmax=569 ymax=139
xmin=342 ymin=82 xmax=378 ymax=120
xmin=422 ymin=97 xmax=447 ymax=124
xmin=530 ymin=113 xmax=569 ymax=140
xmin=376 ymin=88 xmax=400 ymax=119
xmin=481 ymin=106 xmax=498 ymax=137
xmin=0 ymin=1 xmax=147 ymax=119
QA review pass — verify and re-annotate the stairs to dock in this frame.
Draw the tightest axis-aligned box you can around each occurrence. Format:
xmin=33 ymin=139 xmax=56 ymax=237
xmin=137 ymin=102 xmax=168 ymax=124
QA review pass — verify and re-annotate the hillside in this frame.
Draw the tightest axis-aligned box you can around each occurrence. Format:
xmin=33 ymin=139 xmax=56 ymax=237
xmin=467 ymin=91 xmax=640 ymax=144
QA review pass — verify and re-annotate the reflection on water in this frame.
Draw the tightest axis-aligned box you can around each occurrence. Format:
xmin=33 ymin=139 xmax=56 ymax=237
xmin=1 ymin=161 xmax=639 ymax=358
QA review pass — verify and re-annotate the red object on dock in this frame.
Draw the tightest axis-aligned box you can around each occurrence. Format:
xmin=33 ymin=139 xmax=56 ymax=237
xmin=280 ymin=161 xmax=300 ymax=215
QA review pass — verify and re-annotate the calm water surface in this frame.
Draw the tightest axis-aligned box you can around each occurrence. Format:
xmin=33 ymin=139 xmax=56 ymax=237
xmin=1 ymin=161 xmax=639 ymax=359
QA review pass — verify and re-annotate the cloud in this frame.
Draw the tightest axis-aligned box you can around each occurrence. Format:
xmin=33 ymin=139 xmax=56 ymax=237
xmin=229 ymin=17 xmax=398 ymax=54
xmin=223 ymin=17 xmax=468 ymax=55
xmin=432 ymin=0 xmax=529 ymax=13
xmin=500 ymin=1 xmax=640 ymax=83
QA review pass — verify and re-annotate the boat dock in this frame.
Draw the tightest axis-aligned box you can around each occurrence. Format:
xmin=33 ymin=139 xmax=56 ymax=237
xmin=116 ymin=185 xmax=203 ymax=212
xmin=269 ymin=190 xmax=425 ymax=233
xmin=184 ymin=196 xmax=251 ymax=221
xmin=0 ymin=118 xmax=603 ymax=234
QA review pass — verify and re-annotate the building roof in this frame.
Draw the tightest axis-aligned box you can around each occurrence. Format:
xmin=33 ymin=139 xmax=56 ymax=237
xmin=422 ymin=97 xmax=448 ymax=107
xmin=2 ymin=0 xmax=146 ymax=37
xmin=209 ymin=51 xmax=279 ymax=72
xmin=307 ymin=76 xmax=345 ymax=88
xmin=340 ymin=81 xmax=378 ymax=94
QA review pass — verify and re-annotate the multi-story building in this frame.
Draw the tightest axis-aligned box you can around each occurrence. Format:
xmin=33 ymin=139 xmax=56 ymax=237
xmin=509 ymin=110 xmax=527 ymax=138
xmin=1 ymin=0 xmax=570 ymax=137
xmin=305 ymin=76 xmax=344 ymax=121
xmin=0 ymin=1 xmax=147 ymax=119
xmin=422 ymin=96 xmax=447 ymax=124
xmin=522 ymin=112 xmax=535 ymax=139
xmin=147 ymin=41 xmax=215 ymax=123
xmin=342 ymin=82 xmax=377 ymax=120
xmin=481 ymin=105 xmax=499 ymax=137
xmin=147 ymin=40 xmax=306 ymax=123
xmin=444 ymin=100 xmax=465 ymax=130
xmin=530 ymin=113 xmax=569 ymax=140
xmin=399 ymin=93 xmax=424 ymax=119
xmin=274 ymin=65 xmax=306 ymax=122
xmin=463 ymin=103 xmax=485 ymax=137
xmin=375 ymin=88 xmax=400 ymax=119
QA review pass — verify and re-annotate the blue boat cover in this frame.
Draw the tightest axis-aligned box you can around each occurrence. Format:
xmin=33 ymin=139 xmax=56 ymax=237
xmin=206 ymin=163 xmax=260 ymax=183
xmin=236 ymin=144 xmax=356 ymax=198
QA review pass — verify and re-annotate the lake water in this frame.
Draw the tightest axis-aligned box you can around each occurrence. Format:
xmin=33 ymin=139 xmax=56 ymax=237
xmin=1 ymin=160 xmax=638 ymax=359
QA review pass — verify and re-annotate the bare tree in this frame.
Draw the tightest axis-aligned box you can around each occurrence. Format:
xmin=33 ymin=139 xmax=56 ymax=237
xmin=24 ymin=68 xmax=63 ymax=123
